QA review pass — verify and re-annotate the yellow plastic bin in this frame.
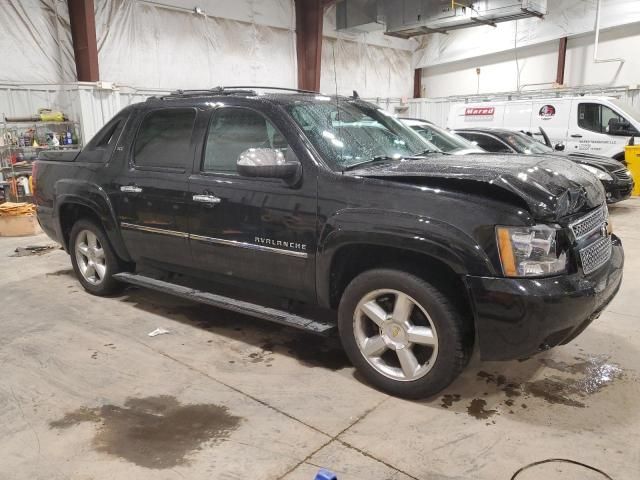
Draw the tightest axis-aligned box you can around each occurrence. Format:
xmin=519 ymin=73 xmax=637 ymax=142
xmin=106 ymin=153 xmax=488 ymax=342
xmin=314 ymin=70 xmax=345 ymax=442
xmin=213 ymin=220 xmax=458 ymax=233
xmin=625 ymin=144 xmax=640 ymax=196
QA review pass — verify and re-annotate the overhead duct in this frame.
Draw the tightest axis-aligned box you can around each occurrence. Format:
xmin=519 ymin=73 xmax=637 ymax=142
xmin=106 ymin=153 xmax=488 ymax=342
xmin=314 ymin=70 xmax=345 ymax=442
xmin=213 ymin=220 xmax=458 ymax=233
xmin=335 ymin=0 xmax=384 ymax=32
xmin=335 ymin=0 xmax=547 ymax=37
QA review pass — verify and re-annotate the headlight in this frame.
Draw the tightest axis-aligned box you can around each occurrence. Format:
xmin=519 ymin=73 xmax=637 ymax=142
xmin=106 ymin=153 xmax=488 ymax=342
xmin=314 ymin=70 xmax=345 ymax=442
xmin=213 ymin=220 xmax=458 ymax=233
xmin=578 ymin=164 xmax=612 ymax=181
xmin=496 ymin=224 xmax=567 ymax=277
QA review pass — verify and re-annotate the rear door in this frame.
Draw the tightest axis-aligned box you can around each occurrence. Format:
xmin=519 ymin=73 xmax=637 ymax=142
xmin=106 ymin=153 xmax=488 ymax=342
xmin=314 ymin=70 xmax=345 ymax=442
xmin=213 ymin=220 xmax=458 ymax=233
xmin=187 ymin=102 xmax=317 ymax=301
xmin=114 ymin=107 xmax=197 ymax=268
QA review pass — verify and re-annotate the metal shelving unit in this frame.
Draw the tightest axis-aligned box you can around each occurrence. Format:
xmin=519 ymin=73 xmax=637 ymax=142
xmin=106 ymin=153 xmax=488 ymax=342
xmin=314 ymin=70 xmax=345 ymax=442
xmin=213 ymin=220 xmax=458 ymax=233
xmin=0 ymin=119 xmax=82 ymax=202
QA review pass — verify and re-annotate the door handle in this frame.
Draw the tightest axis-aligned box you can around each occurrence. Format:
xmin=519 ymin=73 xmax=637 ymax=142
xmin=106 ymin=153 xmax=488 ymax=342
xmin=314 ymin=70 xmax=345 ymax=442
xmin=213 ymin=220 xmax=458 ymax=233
xmin=120 ymin=185 xmax=143 ymax=193
xmin=192 ymin=194 xmax=221 ymax=205
xmin=570 ymin=134 xmax=583 ymax=138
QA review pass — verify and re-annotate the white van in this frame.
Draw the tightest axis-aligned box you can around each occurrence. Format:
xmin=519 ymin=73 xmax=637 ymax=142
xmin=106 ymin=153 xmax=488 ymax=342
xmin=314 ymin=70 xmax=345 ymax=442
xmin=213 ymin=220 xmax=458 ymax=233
xmin=447 ymin=96 xmax=640 ymax=161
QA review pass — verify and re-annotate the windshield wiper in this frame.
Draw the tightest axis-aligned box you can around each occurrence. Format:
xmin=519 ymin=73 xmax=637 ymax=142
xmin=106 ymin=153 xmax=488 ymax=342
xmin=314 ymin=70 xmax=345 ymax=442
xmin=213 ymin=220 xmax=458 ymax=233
xmin=343 ymin=156 xmax=395 ymax=171
xmin=413 ymin=149 xmax=448 ymax=156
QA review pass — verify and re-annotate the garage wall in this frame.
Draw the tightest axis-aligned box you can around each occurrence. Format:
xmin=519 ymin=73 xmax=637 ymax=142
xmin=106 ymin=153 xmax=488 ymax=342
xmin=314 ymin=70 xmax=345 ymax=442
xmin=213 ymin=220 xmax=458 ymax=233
xmin=415 ymin=0 xmax=640 ymax=99
xmin=0 ymin=0 xmax=76 ymax=84
xmin=95 ymin=0 xmax=297 ymax=90
xmin=420 ymin=23 xmax=640 ymax=98
xmin=320 ymin=4 xmax=415 ymax=99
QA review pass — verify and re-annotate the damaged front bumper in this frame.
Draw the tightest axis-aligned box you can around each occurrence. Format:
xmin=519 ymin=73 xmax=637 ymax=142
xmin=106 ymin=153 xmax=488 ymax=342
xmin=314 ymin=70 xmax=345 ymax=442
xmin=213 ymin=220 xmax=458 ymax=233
xmin=464 ymin=235 xmax=624 ymax=361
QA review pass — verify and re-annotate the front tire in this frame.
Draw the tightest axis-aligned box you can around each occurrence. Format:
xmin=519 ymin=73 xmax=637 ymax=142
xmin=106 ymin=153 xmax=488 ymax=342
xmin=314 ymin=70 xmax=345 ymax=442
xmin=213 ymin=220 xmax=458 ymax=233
xmin=338 ymin=269 xmax=470 ymax=399
xmin=69 ymin=219 xmax=124 ymax=295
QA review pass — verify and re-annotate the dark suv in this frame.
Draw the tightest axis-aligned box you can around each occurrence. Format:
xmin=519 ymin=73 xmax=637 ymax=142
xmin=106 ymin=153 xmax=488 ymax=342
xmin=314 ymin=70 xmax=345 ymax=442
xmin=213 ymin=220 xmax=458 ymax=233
xmin=34 ymin=88 xmax=624 ymax=398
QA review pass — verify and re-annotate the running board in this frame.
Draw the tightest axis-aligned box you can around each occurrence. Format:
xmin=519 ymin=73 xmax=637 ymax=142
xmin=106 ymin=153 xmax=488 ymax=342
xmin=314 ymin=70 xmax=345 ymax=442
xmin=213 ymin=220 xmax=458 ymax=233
xmin=113 ymin=272 xmax=336 ymax=335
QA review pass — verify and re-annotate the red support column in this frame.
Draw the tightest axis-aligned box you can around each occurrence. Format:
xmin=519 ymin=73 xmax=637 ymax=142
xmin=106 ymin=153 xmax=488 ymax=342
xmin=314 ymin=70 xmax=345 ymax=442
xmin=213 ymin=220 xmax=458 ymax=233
xmin=413 ymin=68 xmax=422 ymax=98
xmin=68 ymin=0 xmax=99 ymax=82
xmin=295 ymin=0 xmax=326 ymax=92
xmin=556 ymin=37 xmax=568 ymax=86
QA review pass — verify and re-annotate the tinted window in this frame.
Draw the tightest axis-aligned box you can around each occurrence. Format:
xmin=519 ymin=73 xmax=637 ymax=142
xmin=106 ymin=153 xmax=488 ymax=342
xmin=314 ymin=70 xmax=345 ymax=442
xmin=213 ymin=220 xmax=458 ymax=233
xmin=501 ymin=131 xmax=553 ymax=154
xmin=457 ymin=132 xmax=512 ymax=153
xmin=134 ymin=109 xmax=196 ymax=169
xmin=203 ymin=108 xmax=289 ymax=174
xmin=410 ymin=124 xmax=478 ymax=153
xmin=577 ymin=103 xmax=636 ymax=134
xmin=92 ymin=117 xmax=122 ymax=149
xmin=82 ymin=114 xmax=127 ymax=163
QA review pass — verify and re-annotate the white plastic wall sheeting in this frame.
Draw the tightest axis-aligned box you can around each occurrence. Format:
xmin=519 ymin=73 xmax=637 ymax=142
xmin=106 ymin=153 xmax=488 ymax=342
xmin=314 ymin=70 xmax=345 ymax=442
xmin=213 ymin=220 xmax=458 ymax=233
xmin=95 ymin=0 xmax=297 ymax=90
xmin=321 ymin=37 xmax=413 ymax=99
xmin=75 ymin=85 xmax=171 ymax=141
xmin=135 ymin=0 xmax=295 ymax=30
xmin=413 ymin=0 xmax=640 ymax=69
xmin=0 ymin=85 xmax=80 ymax=124
xmin=0 ymin=0 xmax=76 ymax=83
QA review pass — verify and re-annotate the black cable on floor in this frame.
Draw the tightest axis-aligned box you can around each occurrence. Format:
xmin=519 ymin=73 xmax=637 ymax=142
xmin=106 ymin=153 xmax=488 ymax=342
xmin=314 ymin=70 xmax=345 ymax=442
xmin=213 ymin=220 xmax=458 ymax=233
xmin=510 ymin=458 xmax=614 ymax=480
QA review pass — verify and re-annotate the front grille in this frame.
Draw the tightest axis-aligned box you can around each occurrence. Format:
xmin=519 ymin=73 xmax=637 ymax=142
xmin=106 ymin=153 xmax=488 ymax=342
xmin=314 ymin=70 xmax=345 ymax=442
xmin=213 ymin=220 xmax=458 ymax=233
xmin=569 ymin=206 xmax=607 ymax=240
xmin=580 ymin=235 xmax=612 ymax=275
xmin=613 ymin=168 xmax=632 ymax=181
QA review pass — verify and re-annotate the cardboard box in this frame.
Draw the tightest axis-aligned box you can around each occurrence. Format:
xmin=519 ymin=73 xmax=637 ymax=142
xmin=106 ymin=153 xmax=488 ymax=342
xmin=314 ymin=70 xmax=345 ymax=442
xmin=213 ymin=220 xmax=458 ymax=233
xmin=0 ymin=214 xmax=42 ymax=237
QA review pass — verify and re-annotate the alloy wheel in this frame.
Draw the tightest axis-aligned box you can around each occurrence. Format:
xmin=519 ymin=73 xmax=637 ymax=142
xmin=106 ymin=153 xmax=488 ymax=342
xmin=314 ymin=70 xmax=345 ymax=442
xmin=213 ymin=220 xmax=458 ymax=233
xmin=353 ymin=289 xmax=439 ymax=382
xmin=75 ymin=229 xmax=107 ymax=285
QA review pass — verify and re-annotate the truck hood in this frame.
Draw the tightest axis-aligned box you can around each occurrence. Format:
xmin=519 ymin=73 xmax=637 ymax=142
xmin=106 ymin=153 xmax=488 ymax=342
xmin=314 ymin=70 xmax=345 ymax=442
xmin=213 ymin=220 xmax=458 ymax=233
xmin=346 ymin=153 xmax=605 ymax=221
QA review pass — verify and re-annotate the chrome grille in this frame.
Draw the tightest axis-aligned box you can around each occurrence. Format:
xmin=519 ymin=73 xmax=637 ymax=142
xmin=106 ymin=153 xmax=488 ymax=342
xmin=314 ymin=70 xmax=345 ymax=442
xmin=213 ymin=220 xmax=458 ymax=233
xmin=613 ymin=168 xmax=632 ymax=181
xmin=580 ymin=236 xmax=612 ymax=275
xmin=569 ymin=206 xmax=607 ymax=240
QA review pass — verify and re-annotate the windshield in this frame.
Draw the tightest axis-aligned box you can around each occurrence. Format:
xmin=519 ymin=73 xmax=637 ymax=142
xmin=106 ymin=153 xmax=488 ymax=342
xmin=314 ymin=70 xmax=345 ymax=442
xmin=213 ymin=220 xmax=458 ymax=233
xmin=502 ymin=131 xmax=553 ymax=154
xmin=285 ymin=100 xmax=439 ymax=170
xmin=409 ymin=123 xmax=481 ymax=153
xmin=610 ymin=98 xmax=640 ymax=123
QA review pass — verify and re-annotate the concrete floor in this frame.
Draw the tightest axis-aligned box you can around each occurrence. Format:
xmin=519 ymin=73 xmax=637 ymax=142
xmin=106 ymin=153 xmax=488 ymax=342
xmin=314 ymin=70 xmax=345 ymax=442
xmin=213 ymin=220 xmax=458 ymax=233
xmin=1 ymin=201 xmax=639 ymax=480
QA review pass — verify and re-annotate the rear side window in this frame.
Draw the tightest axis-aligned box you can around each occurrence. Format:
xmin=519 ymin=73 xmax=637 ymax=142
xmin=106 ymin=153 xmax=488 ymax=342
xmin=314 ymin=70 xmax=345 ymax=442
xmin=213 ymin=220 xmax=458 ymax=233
xmin=202 ymin=107 xmax=289 ymax=174
xmin=134 ymin=109 xmax=196 ymax=169
xmin=458 ymin=132 xmax=512 ymax=153
xmin=81 ymin=114 xmax=127 ymax=163
xmin=93 ymin=118 xmax=122 ymax=148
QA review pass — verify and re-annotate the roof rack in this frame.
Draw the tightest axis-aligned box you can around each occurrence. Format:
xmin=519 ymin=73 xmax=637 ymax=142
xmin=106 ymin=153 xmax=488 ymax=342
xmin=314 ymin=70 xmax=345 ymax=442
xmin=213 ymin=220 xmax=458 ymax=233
xmin=150 ymin=85 xmax=321 ymax=101
xmin=222 ymin=86 xmax=320 ymax=95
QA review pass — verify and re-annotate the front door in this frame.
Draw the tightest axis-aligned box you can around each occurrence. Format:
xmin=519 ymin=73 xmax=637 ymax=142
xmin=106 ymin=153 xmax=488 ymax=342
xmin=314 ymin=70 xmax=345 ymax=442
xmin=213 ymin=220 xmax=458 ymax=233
xmin=188 ymin=104 xmax=317 ymax=301
xmin=567 ymin=101 xmax=633 ymax=157
xmin=115 ymin=107 xmax=197 ymax=268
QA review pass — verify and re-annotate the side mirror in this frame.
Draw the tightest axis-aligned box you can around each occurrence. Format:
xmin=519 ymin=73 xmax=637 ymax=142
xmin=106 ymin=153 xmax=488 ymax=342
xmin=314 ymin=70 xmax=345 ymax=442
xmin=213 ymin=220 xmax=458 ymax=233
xmin=608 ymin=118 xmax=632 ymax=136
xmin=237 ymin=148 xmax=301 ymax=182
xmin=554 ymin=143 xmax=566 ymax=151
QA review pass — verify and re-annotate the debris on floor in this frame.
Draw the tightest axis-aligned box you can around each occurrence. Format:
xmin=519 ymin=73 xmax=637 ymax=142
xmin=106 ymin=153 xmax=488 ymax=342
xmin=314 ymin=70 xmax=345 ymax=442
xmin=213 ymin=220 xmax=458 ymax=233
xmin=147 ymin=327 xmax=170 ymax=337
xmin=11 ymin=244 xmax=57 ymax=257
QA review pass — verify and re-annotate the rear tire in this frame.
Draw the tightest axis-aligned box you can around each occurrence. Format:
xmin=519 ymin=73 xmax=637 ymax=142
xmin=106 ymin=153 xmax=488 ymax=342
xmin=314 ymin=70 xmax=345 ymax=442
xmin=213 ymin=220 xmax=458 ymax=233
xmin=69 ymin=219 xmax=124 ymax=296
xmin=338 ymin=268 xmax=470 ymax=399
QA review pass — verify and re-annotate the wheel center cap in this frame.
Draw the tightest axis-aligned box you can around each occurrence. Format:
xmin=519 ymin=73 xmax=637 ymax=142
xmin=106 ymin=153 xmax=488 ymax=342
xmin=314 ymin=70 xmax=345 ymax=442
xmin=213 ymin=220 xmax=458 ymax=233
xmin=381 ymin=321 xmax=408 ymax=350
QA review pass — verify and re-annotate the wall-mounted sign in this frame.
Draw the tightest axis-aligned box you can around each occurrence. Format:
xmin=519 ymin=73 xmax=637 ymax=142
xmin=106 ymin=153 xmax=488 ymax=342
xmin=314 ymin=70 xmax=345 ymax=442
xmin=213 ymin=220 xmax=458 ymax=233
xmin=465 ymin=107 xmax=495 ymax=116
xmin=539 ymin=105 xmax=556 ymax=118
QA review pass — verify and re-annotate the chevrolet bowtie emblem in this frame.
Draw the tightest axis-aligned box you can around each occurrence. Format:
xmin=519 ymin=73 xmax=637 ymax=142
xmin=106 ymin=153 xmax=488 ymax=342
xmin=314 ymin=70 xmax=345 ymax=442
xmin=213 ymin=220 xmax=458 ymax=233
xmin=392 ymin=326 xmax=400 ymax=337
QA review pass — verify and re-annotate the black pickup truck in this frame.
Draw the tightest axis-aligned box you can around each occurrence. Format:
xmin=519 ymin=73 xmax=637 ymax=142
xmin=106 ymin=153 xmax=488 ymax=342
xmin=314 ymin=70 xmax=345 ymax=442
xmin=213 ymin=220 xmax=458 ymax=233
xmin=34 ymin=88 xmax=624 ymax=398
